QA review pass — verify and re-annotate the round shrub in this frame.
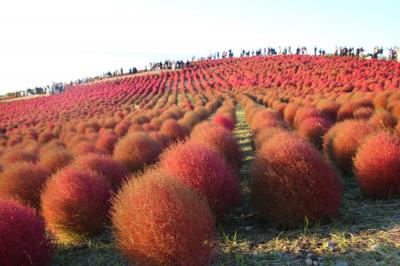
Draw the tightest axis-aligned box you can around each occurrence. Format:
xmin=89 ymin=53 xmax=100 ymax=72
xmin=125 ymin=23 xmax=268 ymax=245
xmin=0 ymin=149 xmax=36 ymax=167
xmin=323 ymin=120 xmax=377 ymax=173
xmin=112 ymin=168 xmax=215 ymax=266
xmin=159 ymin=119 xmax=189 ymax=142
xmin=159 ymin=141 xmax=240 ymax=215
xmin=369 ymin=111 xmax=396 ymax=130
xmin=38 ymin=131 xmax=55 ymax=145
xmin=283 ymin=103 xmax=299 ymax=126
xmin=253 ymin=127 xmax=287 ymax=151
xmin=148 ymin=131 xmax=170 ymax=148
xmin=293 ymin=107 xmax=325 ymax=129
xmin=250 ymin=109 xmax=284 ymax=134
xmin=113 ymin=132 xmax=162 ymax=172
xmin=0 ymin=199 xmax=53 ymax=266
xmin=70 ymin=141 xmax=99 ymax=157
xmin=191 ymin=123 xmax=243 ymax=169
xmin=72 ymin=154 xmax=128 ymax=191
xmin=213 ymin=114 xmax=235 ymax=131
xmin=39 ymin=148 xmax=74 ymax=173
xmin=353 ymin=132 xmax=400 ymax=198
xmin=0 ymin=162 xmax=51 ymax=208
xmin=297 ymin=116 xmax=332 ymax=149
xmin=41 ymin=167 xmax=111 ymax=244
xmin=353 ymin=107 xmax=374 ymax=120
xmin=316 ymin=100 xmax=340 ymax=121
xmin=95 ymin=133 xmax=119 ymax=154
xmin=251 ymin=132 xmax=341 ymax=227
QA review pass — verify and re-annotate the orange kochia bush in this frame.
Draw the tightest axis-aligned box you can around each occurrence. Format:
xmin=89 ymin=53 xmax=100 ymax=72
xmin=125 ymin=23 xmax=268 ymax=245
xmin=113 ymin=132 xmax=162 ymax=172
xmin=353 ymin=131 xmax=400 ymax=198
xmin=0 ymin=162 xmax=51 ymax=208
xmin=41 ymin=167 xmax=111 ymax=244
xmin=323 ymin=119 xmax=377 ymax=173
xmin=112 ymin=168 xmax=215 ymax=266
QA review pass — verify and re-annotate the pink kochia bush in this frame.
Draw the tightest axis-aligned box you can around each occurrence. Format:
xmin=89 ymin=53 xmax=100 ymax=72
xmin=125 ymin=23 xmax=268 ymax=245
xmin=353 ymin=131 xmax=400 ymax=198
xmin=251 ymin=132 xmax=342 ymax=227
xmin=112 ymin=168 xmax=215 ymax=266
xmin=0 ymin=162 xmax=51 ymax=209
xmin=159 ymin=141 xmax=240 ymax=215
xmin=72 ymin=154 xmax=129 ymax=191
xmin=213 ymin=114 xmax=235 ymax=131
xmin=41 ymin=167 xmax=111 ymax=244
xmin=0 ymin=200 xmax=53 ymax=266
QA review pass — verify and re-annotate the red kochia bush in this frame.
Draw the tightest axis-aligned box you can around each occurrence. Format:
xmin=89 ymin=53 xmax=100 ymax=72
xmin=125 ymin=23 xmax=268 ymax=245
xmin=251 ymin=132 xmax=341 ymax=227
xmin=353 ymin=132 xmax=400 ymax=198
xmin=113 ymin=132 xmax=162 ymax=172
xmin=41 ymin=167 xmax=111 ymax=244
xmin=323 ymin=120 xmax=377 ymax=173
xmin=0 ymin=200 xmax=53 ymax=266
xmin=112 ymin=168 xmax=215 ymax=266
xmin=0 ymin=162 xmax=51 ymax=208
xmin=213 ymin=114 xmax=235 ymax=131
xmin=159 ymin=141 xmax=240 ymax=215
xmin=297 ymin=116 xmax=332 ymax=149
xmin=191 ymin=123 xmax=243 ymax=169
xmin=72 ymin=154 xmax=128 ymax=191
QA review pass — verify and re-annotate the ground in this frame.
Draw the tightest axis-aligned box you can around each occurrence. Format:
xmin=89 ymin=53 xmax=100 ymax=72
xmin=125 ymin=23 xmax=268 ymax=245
xmin=52 ymin=104 xmax=400 ymax=266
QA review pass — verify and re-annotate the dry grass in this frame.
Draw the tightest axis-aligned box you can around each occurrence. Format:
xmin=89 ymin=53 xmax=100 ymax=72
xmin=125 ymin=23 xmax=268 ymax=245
xmin=51 ymin=105 xmax=400 ymax=266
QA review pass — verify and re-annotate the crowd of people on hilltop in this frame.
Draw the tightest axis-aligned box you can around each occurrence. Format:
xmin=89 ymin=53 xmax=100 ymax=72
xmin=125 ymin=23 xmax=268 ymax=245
xmin=7 ymin=44 xmax=399 ymax=99
xmin=149 ymin=60 xmax=191 ymax=71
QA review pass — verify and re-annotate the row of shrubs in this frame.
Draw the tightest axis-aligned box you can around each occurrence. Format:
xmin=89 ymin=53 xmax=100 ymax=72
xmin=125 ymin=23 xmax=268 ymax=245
xmin=249 ymin=88 xmax=400 ymax=198
xmin=0 ymin=99 xmax=245 ymax=265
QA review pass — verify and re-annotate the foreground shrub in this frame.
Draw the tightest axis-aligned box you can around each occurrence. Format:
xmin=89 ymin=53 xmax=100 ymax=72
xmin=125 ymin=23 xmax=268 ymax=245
xmin=159 ymin=141 xmax=240 ymax=215
xmin=0 ymin=200 xmax=53 ymax=266
xmin=251 ymin=132 xmax=341 ymax=227
xmin=112 ymin=168 xmax=215 ymax=266
xmin=72 ymin=154 xmax=128 ymax=191
xmin=353 ymin=132 xmax=400 ymax=198
xmin=0 ymin=162 xmax=51 ymax=208
xmin=41 ymin=168 xmax=111 ymax=244
xmin=113 ymin=132 xmax=162 ymax=172
xmin=323 ymin=120 xmax=376 ymax=173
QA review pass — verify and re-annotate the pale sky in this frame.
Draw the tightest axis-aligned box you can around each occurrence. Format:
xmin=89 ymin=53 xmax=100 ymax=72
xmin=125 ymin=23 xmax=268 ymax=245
xmin=0 ymin=0 xmax=399 ymax=94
